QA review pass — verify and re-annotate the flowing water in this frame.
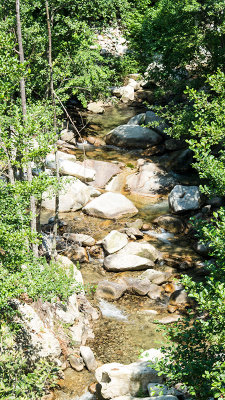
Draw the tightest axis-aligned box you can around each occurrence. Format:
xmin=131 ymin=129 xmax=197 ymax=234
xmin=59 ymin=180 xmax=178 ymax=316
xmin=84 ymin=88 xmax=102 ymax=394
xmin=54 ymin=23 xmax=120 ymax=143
xmin=51 ymin=104 xmax=201 ymax=399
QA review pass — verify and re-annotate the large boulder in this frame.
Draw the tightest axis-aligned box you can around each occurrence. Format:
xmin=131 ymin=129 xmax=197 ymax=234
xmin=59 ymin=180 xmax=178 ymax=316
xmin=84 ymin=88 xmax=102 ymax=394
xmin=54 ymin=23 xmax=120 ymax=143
xmin=168 ymin=185 xmax=201 ymax=213
xmin=82 ymin=159 xmax=122 ymax=188
xmin=83 ymin=192 xmax=138 ymax=219
xmin=42 ymin=177 xmax=98 ymax=212
xmin=104 ymin=254 xmax=154 ymax=272
xmin=126 ymin=162 xmax=177 ymax=196
xmin=96 ymin=280 xmax=127 ymax=300
xmin=145 ymin=111 xmax=168 ymax=135
xmin=127 ymin=113 xmax=146 ymax=126
xmin=118 ymin=242 xmax=163 ymax=263
xmin=102 ymin=230 xmax=128 ymax=254
xmin=17 ymin=302 xmax=61 ymax=358
xmin=105 ymin=125 xmax=163 ymax=149
xmin=95 ymin=361 xmax=163 ymax=399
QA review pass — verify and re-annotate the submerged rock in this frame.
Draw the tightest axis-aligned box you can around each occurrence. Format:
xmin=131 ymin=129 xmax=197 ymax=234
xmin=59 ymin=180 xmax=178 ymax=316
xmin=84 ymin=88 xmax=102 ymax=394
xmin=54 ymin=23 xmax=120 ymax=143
xmin=153 ymin=214 xmax=185 ymax=234
xmin=83 ymin=192 xmax=138 ymax=219
xmin=105 ymin=125 xmax=163 ymax=149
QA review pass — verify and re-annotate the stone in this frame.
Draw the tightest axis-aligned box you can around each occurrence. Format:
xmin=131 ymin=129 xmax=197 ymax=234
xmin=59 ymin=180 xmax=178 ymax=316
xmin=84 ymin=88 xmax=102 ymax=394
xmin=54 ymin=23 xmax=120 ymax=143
xmin=164 ymin=138 xmax=186 ymax=151
xmin=140 ymin=348 xmax=164 ymax=362
xmin=105 ymin=125 xmax=163 ymax=149
xmin=153 ymin=215 xmax=185 ymax=234
xmin=126 ymin=219 xmax=143 ymax=230
xmin=83 ymin=192 xmax=138 ymax=219
xmin=42 ymin=177 xmax=97 ymax=212
xmin=80 ymin=346 xmax=98 ymax=371
xmin=59 ymin=160 xmax=96 ymax=181
xmin=102 ymin=230 xmax=128 ymax=254
xmin=147 ymin=284 xmax=163 ymax=300
xmin=145 ymin=111 xmax=168 ymax=135
xmin=96 ymin=280 xmax=127 ymax=300
xmin=118 ymin=242 xmax=163 ymax=263
xmin=45 ymin=151 xmax=76 ymax=168
xmin=66 ymin=246 xmax=89 ymax=263
xmin=69 ymin=355 xmax=84 ymax=371
xmin=121 ymin=277 xmax=151 ymax=296
xmin=126 ymin=162 xmax=177 ymax=196
xmin=82 ymin=159 xmax=122 ymax=188
xmin=60 ymin=129 xmax=76 ymax=145
xmin=141 ymin=269 xmax=165 ymax=282
xmin=162 ymin=149 xmax=193 ymax=173
xmin=127 ymin=113 xmax=146 ymax=126
xmin=125 ymin=227 xmax=143 ymax=239
xmin=169 ymin=289 xmax=190 ymax=306
xmin=17 ymin=303 xmax=61 ymax=358
xmin=104 ymin=254 xmax=154 ymax=272
xmin=55 ymin=293 xmax=80 ymax=324
xmin=87 ymin=101 xmax=104 ymax=114
xmin=63 ymin=233 xmax=95 ymax=246
xmin=168 ymin=185 xmax=201 ymax=213
xmin=121 ymin=85 xmax=135 ymax=102
xmin=57 ymin=255 xmax=84 ymax=288
xmin=157 ymin=315 xmax=182 ymax=324
xmin=151 ymin=271 xmax=172 ymax=285
xmin=148 ymin=384 xmax=178 ymax=397
xmin=95 ymin=361 xmax=163 ymax=399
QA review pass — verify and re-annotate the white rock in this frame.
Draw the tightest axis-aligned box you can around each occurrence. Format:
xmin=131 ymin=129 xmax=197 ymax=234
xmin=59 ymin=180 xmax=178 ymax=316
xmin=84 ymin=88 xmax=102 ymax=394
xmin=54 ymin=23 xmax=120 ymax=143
xmin=121 ymin=85 xmax=135 ymax=102
xmin=83 ymin=192 xmax=138 ymax=219
xmin=18 ymin=303 xmax=61 ymax=358
xmin=104 ymin=254 xmax=154 ymax=272
xmin=80 ymin=346 xmax=98 ymax=371
xmin=45 ymin=151 xmax=76 ymax=169
xmin=141 ymin=269 xmax=164 ymax=282
xmin=118 ymin=242 xmax=163 ymax=262
xmin=95 ymin=361 xmax=163 ymax=399
xmin=57 ymin=255 xmax=84 ymax=288
xmin=42 ymin=177 xmax=95 ymax=212
xmin=140 ymin=348 xmax=164 ymax=362
xmin=102 ymin=230 xmax=128 ymax=254
xmin=55 ymin=293 xmax=80 ymax=324
xmin=87 ymin=101 xmax=105 ymax=114
xmin=59 ymin=160 xmax=96 ymax=181
xmin=126 ymin=162 xmax=176 ymax=196
xmin=168 ymin=185 xmax=201 ymax=213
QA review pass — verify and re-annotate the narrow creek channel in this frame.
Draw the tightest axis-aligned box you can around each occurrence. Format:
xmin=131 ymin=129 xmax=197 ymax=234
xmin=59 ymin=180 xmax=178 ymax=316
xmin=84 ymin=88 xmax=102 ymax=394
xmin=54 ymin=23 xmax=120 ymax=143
xmin=42 ymin=104 xmax=202 ymax=400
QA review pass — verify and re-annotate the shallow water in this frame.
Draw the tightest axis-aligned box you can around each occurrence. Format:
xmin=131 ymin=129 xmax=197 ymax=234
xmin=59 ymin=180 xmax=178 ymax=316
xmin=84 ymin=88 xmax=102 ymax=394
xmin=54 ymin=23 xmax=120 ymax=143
xmin=52 ymin=104 xmax=201 ymax=399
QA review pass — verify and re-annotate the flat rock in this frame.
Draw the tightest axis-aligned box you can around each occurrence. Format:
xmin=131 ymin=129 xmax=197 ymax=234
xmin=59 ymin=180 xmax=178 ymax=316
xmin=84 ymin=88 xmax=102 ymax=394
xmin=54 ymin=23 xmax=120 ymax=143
xmin=168 ymin=185 xmax=201 ymax=213
xmin=105 ymin=125 xmax=163 ymax=149
xmin=157 ymin=315 xmax=182 ymax=324
xmin=80 ymin=346 xmax=98 ymax=371
xmin=126 ymin=162 xmax=177 ymax=196
xmin=87 ymin=101 xmax=104 ymax=114
xmin=83 ymin=192 xmax=138 ymax=219
xmin=141 ymin=269 xmax=165 ymax=282
xmin=104 ymin=254 xmax=154 ymax=272
xmin=95 ymin=361 xmax=162 ymax=399
xmin=82 ymin=159 xmax=122 ymax=188
xmin=102 ymin=230 xmax=128 ymax=254
xmin=46 ymin=152 xmax=96 ymax=181
xmin=42 ymin=177 xmax=98 ymax=212
xmin=63 ymin=233 xmax=95 ymax=246
xmin=96 ymin=280 xmax=127 ymax=300
xmin=118 ymin=242 xmax=163 ymax=263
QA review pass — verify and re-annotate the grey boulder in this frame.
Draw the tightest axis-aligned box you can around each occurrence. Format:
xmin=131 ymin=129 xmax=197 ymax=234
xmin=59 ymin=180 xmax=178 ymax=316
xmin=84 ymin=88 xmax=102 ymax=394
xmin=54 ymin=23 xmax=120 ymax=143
xmin=105 ymin=125 xmax=163 ymax=149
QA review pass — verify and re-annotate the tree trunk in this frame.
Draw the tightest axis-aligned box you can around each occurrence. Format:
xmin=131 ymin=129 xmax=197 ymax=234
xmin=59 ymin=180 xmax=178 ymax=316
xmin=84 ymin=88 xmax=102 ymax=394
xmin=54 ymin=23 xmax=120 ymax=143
xmin=46 ymin=0 xmax=59 ymax=259
xmin=16 ymin=0 xmax=38 ymax=257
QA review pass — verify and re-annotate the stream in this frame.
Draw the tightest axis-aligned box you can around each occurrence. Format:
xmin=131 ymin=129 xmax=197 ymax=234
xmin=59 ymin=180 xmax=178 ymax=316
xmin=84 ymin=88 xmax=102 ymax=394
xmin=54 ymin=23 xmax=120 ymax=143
xmin=42 ymin=104 xmax=202 ymax=400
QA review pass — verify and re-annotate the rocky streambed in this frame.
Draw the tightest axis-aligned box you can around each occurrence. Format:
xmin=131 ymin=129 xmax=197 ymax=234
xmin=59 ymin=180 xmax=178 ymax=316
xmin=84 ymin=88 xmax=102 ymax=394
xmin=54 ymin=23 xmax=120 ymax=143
xmin=28 ymin=103 xmax=218 ymax=400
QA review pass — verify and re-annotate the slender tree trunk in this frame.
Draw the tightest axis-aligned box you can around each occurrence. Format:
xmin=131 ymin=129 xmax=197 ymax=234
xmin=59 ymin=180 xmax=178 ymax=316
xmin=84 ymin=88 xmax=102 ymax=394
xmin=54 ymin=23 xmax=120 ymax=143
xmin=46 ymin=0 xmax=59 ymax=259
xmin=16 ymin=0 xmax=38 ymax=257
